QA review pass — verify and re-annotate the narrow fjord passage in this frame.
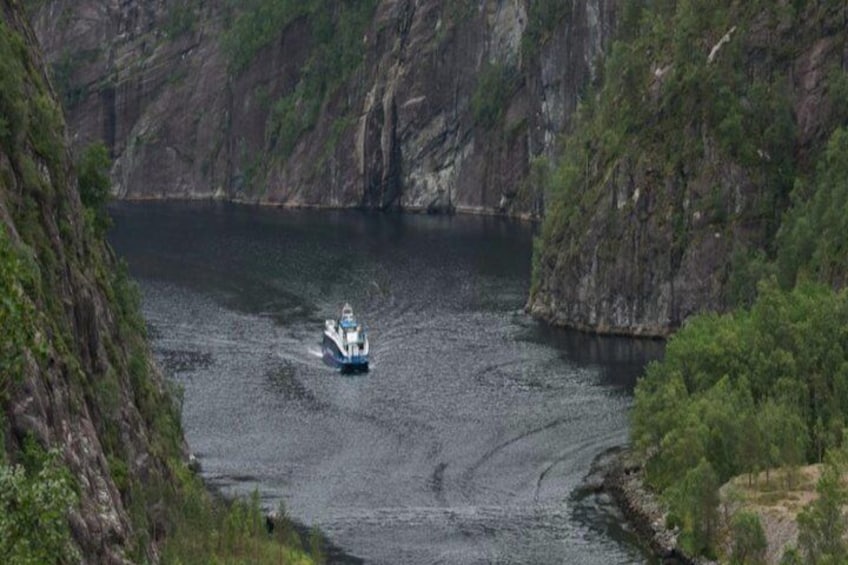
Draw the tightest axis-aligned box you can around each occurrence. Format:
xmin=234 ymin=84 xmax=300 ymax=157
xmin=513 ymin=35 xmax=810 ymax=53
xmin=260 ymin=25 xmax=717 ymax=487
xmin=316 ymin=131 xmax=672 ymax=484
xmin=110 ymin=202 xmax=662 ymax=564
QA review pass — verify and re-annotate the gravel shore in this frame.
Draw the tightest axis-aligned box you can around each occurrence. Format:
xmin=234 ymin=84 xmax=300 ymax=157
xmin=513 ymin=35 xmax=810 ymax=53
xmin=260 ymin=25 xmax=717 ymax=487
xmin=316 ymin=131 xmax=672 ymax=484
xmin=590 ymin=447 xmax=711 ymax=565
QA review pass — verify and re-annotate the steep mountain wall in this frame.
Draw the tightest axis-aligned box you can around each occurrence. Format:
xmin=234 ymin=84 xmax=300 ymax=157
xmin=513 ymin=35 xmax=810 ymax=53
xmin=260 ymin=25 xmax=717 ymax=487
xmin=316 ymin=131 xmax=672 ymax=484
xmin=39 ymin=1 xmax=845 ymax=338
xmin=1 ymin=1 xmax=185 ymax=560
xmin=529 ymin=1 xmax=848 ymax=336
xmin=30 ymin=0 xmax=615 ymax=215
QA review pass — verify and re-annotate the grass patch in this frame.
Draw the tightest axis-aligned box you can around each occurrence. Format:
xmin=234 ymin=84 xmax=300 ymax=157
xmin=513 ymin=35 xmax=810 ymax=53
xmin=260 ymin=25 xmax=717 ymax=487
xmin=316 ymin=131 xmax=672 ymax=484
xmin=160 ymin=469 xmax=317 ymax=565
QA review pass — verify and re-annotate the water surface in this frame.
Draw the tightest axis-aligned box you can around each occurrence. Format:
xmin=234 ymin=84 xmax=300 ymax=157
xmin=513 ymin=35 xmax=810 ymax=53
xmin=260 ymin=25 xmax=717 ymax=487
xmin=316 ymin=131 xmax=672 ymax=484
xmin=109 ymin=202 xmax=663 ymax=564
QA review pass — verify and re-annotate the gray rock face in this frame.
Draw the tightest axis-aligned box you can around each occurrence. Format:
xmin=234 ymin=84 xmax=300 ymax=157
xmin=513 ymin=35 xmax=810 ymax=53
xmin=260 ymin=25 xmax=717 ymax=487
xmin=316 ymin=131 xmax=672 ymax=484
xmin=30 ymin=0 xmax=615 ymax=216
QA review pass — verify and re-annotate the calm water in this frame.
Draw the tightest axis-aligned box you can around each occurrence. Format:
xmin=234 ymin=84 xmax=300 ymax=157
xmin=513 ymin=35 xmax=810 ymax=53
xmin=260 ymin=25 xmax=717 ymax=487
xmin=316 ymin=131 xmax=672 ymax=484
xmin=109 ymin=202 xmax=664 ymax=565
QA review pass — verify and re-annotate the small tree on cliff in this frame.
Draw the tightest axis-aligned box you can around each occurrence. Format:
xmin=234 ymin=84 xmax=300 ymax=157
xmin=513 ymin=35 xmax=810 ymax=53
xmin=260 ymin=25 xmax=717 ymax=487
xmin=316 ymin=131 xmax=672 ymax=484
xmin=665 ymin=458 xmax=720 ymax=558
xmin=797 ymin=459 xmax=848 ymax=564
xmin=730 ymin=511 xmax=767 ymax=565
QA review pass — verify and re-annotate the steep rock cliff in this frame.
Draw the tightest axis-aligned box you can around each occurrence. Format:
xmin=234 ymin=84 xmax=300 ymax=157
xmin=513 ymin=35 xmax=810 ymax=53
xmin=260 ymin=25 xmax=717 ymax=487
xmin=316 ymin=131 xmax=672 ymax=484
xmin=1 ymin=1 xmax=185 ymax=560
xmin=529 ymin=1 xmax=848 ymax=336
xmin=29 ymin=0 xmax=615 ymax=215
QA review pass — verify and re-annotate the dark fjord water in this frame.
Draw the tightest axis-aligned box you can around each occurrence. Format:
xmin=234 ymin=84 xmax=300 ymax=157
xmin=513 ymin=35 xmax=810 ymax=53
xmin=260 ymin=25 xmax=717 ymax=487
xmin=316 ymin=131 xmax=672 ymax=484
xmin=109 ymin=202 xmax=663 ymax=565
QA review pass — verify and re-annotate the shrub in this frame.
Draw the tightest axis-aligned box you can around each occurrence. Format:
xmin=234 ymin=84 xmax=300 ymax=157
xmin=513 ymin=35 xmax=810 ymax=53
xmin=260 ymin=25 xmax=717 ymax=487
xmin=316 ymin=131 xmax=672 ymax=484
xmin=471 ymin=62 xmax=519 ymax=129
xmin=0 ymin=449 xmax=79 ymax=563
xmin=160 ymin=481 xmax=316 ymax=564
xmin=0 ymin=19 xmax=28 ymax=151
xmin=77 ymin=142 xmax=112 ymax=236
xmin=0 ymin=230 xmax=38 ymax=401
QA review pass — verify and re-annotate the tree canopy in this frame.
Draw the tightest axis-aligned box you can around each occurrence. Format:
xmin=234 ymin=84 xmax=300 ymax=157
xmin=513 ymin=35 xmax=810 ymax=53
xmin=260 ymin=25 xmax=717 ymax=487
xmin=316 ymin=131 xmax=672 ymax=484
xmin=633 ymin=281 xmax=848 ymax=554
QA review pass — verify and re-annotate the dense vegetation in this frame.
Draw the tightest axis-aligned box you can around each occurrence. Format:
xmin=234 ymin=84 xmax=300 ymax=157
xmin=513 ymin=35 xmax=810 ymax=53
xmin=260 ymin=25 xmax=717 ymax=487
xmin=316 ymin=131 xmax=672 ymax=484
xmin=778 ymin=127 xmax=848 ymax=289
xmin=0 ymin=230 xmax=38 ymax=403
xmin=158 ymin=472 xmax=319 ymax=564
xmin=627 ymin=94 xmax=848 ymax=561
xmin=633 ymin=281 xmax=848 ymax=555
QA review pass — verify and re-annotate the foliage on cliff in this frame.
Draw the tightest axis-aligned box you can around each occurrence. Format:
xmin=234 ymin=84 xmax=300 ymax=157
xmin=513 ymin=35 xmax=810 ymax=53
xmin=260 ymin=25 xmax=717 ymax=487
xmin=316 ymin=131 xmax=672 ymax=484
xmin=222 ymin=0 xmax=376 ymax=74
xmin=0 ymin=6 xmax=177 ymax=558
xmin=223 ymin=0 xmax=377 ymax=164
xmin=612 ymin=1 xmax=848 ymax=548
xmin=0 ymin=231 xmax=38 ymax=401
xmin=0 ymin=5 xmax=316 ymax=562
xmin=0 ymin=444 xmax=79 ymax=563
xmin=778 ymin=126 xmax=848 ymax=289
xmin=530 ymin=0 xmax=848 ymax=333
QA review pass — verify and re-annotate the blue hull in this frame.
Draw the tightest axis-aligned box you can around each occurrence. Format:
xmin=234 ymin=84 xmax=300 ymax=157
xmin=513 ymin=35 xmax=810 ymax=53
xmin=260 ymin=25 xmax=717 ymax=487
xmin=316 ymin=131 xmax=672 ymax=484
xmin=322 ymin=335 xmax=369 ymax=372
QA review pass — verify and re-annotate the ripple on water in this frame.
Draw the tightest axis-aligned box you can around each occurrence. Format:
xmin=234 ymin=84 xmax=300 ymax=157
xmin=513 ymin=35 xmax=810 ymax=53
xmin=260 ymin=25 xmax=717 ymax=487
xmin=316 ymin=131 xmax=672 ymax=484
xmin=109 ymin=202 xmax=663 ymax=565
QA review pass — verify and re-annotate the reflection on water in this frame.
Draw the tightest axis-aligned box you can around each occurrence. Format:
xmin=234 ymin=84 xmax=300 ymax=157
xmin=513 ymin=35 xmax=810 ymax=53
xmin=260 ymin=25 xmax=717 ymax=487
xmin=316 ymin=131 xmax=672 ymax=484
xmin=524 ymin=323 xmax=664 ymax=392
xmin=110 ymin=201 xmax=664 ymax=565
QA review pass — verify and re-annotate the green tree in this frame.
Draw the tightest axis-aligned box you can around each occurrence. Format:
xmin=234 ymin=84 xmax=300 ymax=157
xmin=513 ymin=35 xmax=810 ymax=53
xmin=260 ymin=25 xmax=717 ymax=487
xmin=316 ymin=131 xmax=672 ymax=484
xmin=730 ymin=511 xmax=767 ymax=565
xmin=739 ymin=407 xmax=763 ymax=485
xmin=697 ymin=376 xmax=749 ymax=481
xmin=632 ymin=368 xmax=688 ymax=453
xmin=797 ymin=461 xmax=848 ymax=564
xmin=758 ymin=399 xmax=806 ymax=486
xmin=665 ymin=458 xmax=720 ymax=557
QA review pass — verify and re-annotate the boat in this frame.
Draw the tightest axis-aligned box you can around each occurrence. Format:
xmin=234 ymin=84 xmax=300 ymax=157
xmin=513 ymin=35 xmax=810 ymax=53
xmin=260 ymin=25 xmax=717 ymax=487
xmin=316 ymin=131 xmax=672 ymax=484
xmin=323 ymin=303 xmax=369 ymax=372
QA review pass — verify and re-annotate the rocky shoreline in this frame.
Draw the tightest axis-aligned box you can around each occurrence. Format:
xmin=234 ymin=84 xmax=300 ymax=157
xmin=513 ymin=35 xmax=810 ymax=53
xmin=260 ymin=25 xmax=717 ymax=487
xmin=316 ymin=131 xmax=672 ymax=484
xmin=589 ymin=447 xmax=709 ymax=565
